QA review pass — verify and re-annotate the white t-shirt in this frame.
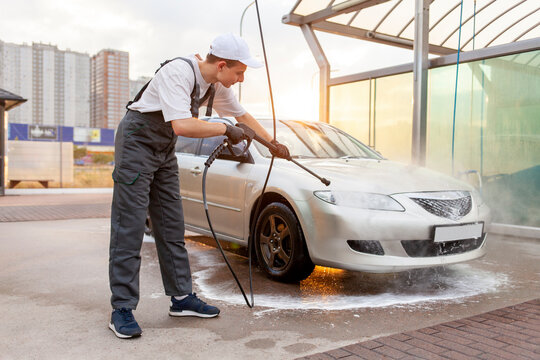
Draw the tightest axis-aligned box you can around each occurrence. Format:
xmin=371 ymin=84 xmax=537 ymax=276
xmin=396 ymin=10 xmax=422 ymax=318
xmin=128 ymin=54 xmax=246 ymax=121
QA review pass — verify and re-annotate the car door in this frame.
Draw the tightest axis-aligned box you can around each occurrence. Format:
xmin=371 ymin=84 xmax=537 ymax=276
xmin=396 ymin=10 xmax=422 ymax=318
xmin=176 ymin=135 xmax=207 ymax=229
xmin=197 ymin=133 xmax=253 ymax=240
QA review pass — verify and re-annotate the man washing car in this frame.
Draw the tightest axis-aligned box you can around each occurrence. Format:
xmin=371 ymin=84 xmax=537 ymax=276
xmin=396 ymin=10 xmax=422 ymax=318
xmin=109 ymin=33 xmax=289 ymax=338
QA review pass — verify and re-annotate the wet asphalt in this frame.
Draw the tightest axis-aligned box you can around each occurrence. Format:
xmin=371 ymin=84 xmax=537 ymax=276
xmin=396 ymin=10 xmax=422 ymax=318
xmin=1 ymin=218 xmax=539 ymax=359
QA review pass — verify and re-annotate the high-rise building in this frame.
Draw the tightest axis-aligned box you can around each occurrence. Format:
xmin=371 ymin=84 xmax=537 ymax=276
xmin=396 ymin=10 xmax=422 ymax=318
xmin=60 ymin=48 xmax=91 ymax=127
xmin=91 ymin=49 xmax=129 ymax=129
xmin=0 ymin=40 xmax=90 ymax=127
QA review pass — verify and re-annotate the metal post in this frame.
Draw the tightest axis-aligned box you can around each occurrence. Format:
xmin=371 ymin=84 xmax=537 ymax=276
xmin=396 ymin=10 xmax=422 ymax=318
xmin=301 ymin=24 xmax=330 ymax=123
xmin=412 ymin=0 xmax=429 ymax=166
xmin=0 ymin=101 xmax=5 ymax=196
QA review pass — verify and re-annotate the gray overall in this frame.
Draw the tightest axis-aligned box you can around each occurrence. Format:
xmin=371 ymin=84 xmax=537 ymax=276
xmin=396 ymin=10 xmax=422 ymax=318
xmin=109 ymin=57 xmax=215 ymax=309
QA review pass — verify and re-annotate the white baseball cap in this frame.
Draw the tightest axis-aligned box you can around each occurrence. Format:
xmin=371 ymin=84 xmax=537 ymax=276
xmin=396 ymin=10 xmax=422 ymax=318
xmin=208 ymin=33 xmax=263 ymax=68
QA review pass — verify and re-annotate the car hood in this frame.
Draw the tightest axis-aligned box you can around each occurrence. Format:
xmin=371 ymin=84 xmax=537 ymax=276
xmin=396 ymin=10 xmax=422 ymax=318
xmin=273 ymin=158 xmax=472 ymax=194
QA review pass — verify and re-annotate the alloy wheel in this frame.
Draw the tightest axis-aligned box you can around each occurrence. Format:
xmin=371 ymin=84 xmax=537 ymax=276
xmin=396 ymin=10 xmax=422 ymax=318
xmin=259 ymin=214 xmax=292 ymax=271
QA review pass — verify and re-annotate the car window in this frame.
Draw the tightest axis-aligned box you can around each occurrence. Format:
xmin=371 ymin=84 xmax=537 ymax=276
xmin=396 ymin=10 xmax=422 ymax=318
xmin=254 ymin=120 xmax=383 ymax=160
xmin=175 ymin=136 xmax=199 ymax=154
xmin=200 ymin=135 xmax=227 ymax=156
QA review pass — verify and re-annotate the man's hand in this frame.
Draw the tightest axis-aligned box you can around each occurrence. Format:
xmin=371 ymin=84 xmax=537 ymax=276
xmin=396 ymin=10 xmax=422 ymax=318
xmin=270 ymin=140 xmax=290 ymax=159
xmin=224 ymin=124 xmax=245 ymax=145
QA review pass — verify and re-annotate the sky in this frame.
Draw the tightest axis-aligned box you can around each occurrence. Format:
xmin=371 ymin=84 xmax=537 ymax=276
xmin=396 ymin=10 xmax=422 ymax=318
xmin=0 ymin=0 xmax=415 ymax=120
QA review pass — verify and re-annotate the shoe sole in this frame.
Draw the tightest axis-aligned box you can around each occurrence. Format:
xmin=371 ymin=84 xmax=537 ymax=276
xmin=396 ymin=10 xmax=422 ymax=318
xmin=109 ymin=322 xmax=142 ymax=339
xmin=168 ymin=310 xmax=219 ymax=318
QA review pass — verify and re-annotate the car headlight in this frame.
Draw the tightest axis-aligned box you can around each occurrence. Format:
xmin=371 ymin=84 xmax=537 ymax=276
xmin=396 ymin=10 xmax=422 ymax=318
xmin=313 ymin=191 xmax=404 ymax=211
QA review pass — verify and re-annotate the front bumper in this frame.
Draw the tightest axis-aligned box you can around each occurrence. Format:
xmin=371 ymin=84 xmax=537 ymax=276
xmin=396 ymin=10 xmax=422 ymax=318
xmin=295 ymin=194 xmax=491 ymax=273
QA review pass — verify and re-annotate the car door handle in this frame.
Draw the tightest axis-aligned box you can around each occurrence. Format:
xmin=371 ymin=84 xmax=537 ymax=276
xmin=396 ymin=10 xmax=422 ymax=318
xmin=190 ymin=166 xmax=202 ymax=175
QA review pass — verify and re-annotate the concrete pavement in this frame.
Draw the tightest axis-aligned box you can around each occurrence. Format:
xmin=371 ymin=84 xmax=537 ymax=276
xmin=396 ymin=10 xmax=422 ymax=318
xmin=0 ymin=192 xmax=539 ymax=359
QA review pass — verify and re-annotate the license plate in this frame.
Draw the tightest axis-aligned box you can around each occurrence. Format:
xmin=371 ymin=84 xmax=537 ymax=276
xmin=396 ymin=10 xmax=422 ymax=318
xmin=434 ymin=222 xmax=484 ymax=243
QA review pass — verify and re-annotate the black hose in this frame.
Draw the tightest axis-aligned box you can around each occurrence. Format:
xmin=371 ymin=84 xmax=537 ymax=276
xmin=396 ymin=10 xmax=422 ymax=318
xmin=202 ymin=155 xmax=254 ymax=307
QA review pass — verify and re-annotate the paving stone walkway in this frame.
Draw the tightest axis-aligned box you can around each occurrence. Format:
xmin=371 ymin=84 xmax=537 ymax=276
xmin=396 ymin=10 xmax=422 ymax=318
xmin=299 ymin=299 xmax=540 ymax=360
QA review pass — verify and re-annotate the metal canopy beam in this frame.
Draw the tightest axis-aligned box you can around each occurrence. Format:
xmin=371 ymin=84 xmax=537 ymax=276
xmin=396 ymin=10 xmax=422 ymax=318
xmin=309 ymin=20 xmax=455 ymax=55
xmin=328 ymin=37 xmax=540 ymax=85
xmin=412 ymin=0 xmax=429 ymax=166
xmin=301 ymin=24 xmax=330 ymax=123
xmin=285 ymin=0 xmax=540 ymax=53
xmin=283 ymin=0 xmax=390 ymax=25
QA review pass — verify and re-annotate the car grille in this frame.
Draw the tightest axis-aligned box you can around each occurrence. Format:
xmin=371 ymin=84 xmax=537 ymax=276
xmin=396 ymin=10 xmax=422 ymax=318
xmin=401 ymin=235 xmax=485 ymax=257
xmin=410 ymin=194 xmax=472 ymax=220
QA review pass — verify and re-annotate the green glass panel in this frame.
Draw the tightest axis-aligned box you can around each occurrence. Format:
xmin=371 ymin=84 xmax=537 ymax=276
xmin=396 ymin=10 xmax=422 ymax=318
xmin=477 ymin=52 xmax=540 ymax=227
xmin=427 ymin=50 xmax=540 ymax=227
xmin=427 ymin=62 xmax=484 ymax=176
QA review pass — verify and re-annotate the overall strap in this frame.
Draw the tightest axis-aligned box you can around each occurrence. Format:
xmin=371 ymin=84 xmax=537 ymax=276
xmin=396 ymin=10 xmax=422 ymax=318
xmin=126 ymin=57 xmax=215 ymax=118
xmin=200 ymin=85 xmax=215 ymax=117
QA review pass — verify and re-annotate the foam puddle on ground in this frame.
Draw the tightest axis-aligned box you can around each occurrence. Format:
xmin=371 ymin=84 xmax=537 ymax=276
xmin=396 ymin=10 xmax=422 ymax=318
xmin=190 ymin=249 xmax=509 ymax=311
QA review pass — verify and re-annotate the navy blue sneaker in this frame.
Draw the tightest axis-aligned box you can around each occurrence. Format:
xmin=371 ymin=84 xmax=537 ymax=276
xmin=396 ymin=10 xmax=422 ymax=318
xmin=169 ymin=293 xmax=220 ymax=318
xmin=109 ymin=308 xmax=142 ymax=339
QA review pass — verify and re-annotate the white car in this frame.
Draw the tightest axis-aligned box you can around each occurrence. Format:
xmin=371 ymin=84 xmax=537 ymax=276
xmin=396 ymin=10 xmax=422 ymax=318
xmin=173 ymin=118 xmax=490 ymax=282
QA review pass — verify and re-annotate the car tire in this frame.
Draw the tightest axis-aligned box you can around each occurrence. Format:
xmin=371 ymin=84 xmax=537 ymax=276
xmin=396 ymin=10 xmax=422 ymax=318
xmin=254 ymin=202 xmax=314 ymax=282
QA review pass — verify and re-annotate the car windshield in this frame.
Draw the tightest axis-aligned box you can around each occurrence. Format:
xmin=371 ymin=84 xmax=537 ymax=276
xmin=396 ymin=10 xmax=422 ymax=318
xmin=253 ymin=120 xmax=383 ymax=160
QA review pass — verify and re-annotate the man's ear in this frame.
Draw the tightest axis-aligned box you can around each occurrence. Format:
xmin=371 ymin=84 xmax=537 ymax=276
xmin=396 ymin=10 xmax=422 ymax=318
xmin=217 ymin=60 xmax=227 ymax=71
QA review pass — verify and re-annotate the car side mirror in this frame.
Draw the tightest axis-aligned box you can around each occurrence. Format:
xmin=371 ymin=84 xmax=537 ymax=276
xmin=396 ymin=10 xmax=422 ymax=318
xmin=217 ymin=152 xmax=252 ymax=163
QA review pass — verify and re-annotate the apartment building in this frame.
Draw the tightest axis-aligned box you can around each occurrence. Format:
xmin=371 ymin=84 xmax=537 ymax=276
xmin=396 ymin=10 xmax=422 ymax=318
xmin=91 ymin=49 xmax=129 ymax=129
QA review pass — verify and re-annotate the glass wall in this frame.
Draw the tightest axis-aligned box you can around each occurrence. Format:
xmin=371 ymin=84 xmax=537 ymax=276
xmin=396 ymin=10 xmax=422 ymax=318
xmin=329 ymin=50 xmax=540 ymax=227
xmin=373 ymin=73 xmax=413 ymax=163
xmin=329 ymin=80 xmax=371 ymax=145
